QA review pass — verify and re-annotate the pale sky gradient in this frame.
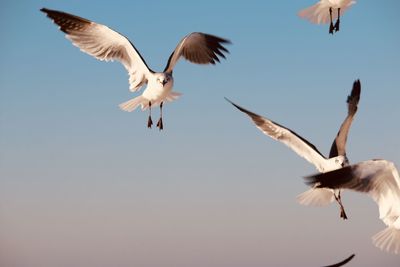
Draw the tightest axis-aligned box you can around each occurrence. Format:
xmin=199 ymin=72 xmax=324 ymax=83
xmin=0 ymin=1 xmax=399 ymax=266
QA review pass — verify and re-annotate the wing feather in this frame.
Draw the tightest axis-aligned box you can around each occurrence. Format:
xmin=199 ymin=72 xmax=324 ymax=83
xmin=329 ymin=80 xmax=361 ymax=157
xmin=226 ymin=98 xmax=327 ymax=172
xmin=321 ymin=254 xmax=355 ymax=267
xmin=164 ymin=32 xmax=230 ymax=73
xmin=41 ymin=8 xmax=152 ymax=92
xmin=305 ymin=160 xmax=400 ymax=223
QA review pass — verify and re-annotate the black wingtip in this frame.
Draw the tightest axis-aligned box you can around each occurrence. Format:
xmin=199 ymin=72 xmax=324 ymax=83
xmin=303 ymin=174 xmax=319 ymax=187
xmin=347 ymin=79 xmax=361 ymax=104
xmin=321 ymin=254 xmax=355 ymax=267
xmin=224 ymin=97 xmax=246 ymax=113
xmin=352 ymin=79 xmax=361 ymax=96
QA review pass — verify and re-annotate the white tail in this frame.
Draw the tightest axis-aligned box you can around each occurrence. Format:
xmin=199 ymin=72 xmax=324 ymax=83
xmin=297 ymin=188 xmax=335 ymax=206
xmin=372 ymin=227 xmax=400 ymax=254
xmin=166 ymin=91 xmax=182 ymax=102
xmin=119 ymin=96 xmax=147 ymax=112
xmin=298 ymin=3 xmax=329 ymax=24
xmin=298 ymin=0 xmax=356 ymax=24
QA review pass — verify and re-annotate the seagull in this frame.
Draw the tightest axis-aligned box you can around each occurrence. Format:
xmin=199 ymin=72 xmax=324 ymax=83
xmin=305 ymin=160 xmax=400 ymax=254
xmin=298 ymin=0 xmax=356 ymax=34
xmin=321 ymin=254 xmax=355 ymax=267
xmin=41 ymin=8 xmax=230 ymax=130
xmin=226 ymin=79 xmax=361 ymax=220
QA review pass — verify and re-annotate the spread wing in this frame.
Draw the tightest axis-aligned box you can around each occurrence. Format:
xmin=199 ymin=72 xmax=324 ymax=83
xmin=41 ymin=8 xmax=153 ymax=92
xmin=226 ymin=98 xmax=327 ymax=172
xmin=163 ymin=32 xmax=230 ymax=73
xmin=329 ymin=79 xmax=361 ymax=158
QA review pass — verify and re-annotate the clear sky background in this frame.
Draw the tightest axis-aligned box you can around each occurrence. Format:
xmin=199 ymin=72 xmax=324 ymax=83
xmin=0 ymin=1 xmax=399 ymax=266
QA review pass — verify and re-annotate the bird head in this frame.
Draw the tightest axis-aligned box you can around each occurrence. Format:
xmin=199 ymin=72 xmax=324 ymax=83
xmin=334 ymin=155 xmax=349 ymax=168
xmin=157 ymin=73 xmax=172 ymax=87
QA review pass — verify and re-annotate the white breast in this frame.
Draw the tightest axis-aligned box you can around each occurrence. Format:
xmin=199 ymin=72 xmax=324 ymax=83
xmin=142 ymin=76 xmax=174 ymax=103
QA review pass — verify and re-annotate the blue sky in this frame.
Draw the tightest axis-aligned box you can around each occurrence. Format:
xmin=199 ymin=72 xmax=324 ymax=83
xmin=0 ymin=1 xmax=399 ymax=266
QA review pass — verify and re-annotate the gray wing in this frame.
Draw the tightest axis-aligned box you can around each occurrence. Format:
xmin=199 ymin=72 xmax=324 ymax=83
xmin=329 ymin=79 xmax=361 ymax=158
xmin=320 ymin=254 xmax=355 ymax=267
xmin=226 ymin=98 xmax=328 ymax=172
xmin=163 ymin=32 xmax=230 ymax=73
xmin=41 ymin=8 xmax=152 ymax=92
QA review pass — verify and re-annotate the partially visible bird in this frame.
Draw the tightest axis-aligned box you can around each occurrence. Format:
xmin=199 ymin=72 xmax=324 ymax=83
xmin=41 ymin=8 xmax=230 ymax=130
xmin=226 ymin=80 xmax=361 ymax=220
xmin=305 ymin=160 xmax=400 ymax=254
xmin=298 ymin=0 xmax=356 ymax=34
xmin=320 ymin=254 xmax=355 ymax=267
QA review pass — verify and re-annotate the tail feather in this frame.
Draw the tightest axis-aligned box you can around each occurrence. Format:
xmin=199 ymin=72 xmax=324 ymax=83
xmin=119 ymin=96 xmax=147 ymax=112
xmin=372 ymin=227 xmax=400 ymax=254
xmin=298 ymin=3 xmax=331 ymax=24
xmin=166 ymin=91 xmax=182 ymax=102
xmin=297 ymin=188 xmax=335 ymax=206
xmin=298 ymin=0 xmax=355 ymax=24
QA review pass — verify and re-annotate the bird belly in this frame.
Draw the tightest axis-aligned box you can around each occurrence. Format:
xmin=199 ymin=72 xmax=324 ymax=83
xmin=142 ymin=80 xmax=174 ymax=106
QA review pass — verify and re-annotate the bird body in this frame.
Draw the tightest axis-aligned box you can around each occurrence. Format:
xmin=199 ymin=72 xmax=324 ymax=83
xmin=306 ymin=159 xmax=400 ymax=254
xmin=120 ymin=72 xmax=176 ymax=112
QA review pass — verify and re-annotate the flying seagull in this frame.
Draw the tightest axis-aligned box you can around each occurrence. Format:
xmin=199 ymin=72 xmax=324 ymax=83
xmin=298 ymin=0 xmax=356 ymax=34
xmin=305 ymin=160 xmax=400 ymax=254
xmin=320 ymin=253 xmax=355 ymax=267
xmin=41 ymin=8 xmax=230 ymax=130
xmin=226 ymin=80 xmax=361 ymax=220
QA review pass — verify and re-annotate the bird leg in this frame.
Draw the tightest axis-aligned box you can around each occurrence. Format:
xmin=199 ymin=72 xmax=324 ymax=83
xmin=147 ymin=101 xmax=153 ymax=128
xmin=329 ymin=7 xmax=334 ymax=34
xmin=334 ymin=8 xmax=341 ymax=32
xmin=334 ymin=190 xmax=348 ymax=220
xmin=156 ymin=102 xmax=164 ymax=131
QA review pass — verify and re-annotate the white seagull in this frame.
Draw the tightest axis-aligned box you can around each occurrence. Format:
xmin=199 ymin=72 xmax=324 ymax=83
xmin=226 ymin=80 xmax=361 ymax=220
xmin=41 ymin=8 xmax=230 ymax=130
xmin=298 ymin=0 xmax=356 ymax=34
xmin=305 ymin=160 xmax=400 ymax=254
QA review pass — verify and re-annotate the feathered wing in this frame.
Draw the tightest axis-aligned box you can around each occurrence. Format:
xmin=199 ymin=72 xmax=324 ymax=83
xmin=226 ymin=98 xmax=327 ymax=172
xmin=329 ymin=79 xmax=361 ymax=157
xmin=163 ymin=32 xmax=230 ymax=73
xmin=41 ymin=8 xmax=152 ymax=92
xmin=305 ymin=159 xmax=400 ymax=254
xmin=320 ymin=254 xmax=355 ymax=267
xmin=298 ymin=0 xmax=356 ymax=24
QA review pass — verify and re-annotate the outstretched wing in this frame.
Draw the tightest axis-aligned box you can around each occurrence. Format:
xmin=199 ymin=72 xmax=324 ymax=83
xmin=163 ymin=32 xmax=230 ymax=73
xmin=329 ymin=79 xmax=361 ymax=158
xmin=226 ymin=98 xmax=327 ymax=172
xmin=41 ymin=8 xmax=153 ymax=92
